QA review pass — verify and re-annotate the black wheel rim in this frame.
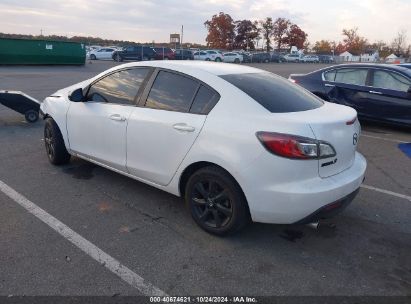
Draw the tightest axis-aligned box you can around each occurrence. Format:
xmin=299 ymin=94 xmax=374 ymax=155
xmin=27 ymin=113 xmax=36 ymax=121
xmin=44 ymin=126 xmax=55 ymax=159
xmin=191 ymin=180 xmax=233 ymax=229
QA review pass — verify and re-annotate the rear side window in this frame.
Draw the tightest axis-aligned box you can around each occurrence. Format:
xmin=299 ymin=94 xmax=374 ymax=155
xmin=324 ymin=70 xmax=336 ymax=81
xmin=220 ymin=73 xmax=323 ymax=113
xmin=190 ymin=85 xmax=220 ymax=114
xmin=335 ymin=68 xmax=368 ymax=85
xmin=372 ymin=70 xmax=411 ymax=92
xmin=87 ymin=68 xmax=150 ymax=105
xmin=145 ymin=71 xmax=199 ymax=112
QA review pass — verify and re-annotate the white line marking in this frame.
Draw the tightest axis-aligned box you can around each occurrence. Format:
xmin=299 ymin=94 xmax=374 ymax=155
xmin=0 ymin=180 xmax=168 ymax=297
xmin=361 ymin=184 xmax=411 ymax=202
xmin=361 ymin=134 xmax=408 ymax=144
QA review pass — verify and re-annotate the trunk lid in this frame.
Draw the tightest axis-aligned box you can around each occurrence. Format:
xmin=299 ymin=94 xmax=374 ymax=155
xmin=270 ymin=102 xmax=360 ymax=178
xmin=307 ymin=102 xmax=360 ymax=177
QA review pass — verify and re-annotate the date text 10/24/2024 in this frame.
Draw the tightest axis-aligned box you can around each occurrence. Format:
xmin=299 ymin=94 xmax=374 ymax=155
xmin=150 ymin=296 xmax=258 ymax=303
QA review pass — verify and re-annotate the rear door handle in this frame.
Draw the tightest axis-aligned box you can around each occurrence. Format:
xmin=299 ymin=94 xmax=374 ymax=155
xmin=325 ymin=83 xmax=335 ymax=87
xmin=369 ymin=90 xmax=382 ymax=95
xmin=173 ymin=123 xmax=195 ymax=132
xmin=109 ymin=114 xmax=126 ymax=121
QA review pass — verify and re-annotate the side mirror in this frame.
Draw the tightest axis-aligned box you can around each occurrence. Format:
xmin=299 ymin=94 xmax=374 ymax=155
xmin=68 ymin=88 xmax=85 ymax=102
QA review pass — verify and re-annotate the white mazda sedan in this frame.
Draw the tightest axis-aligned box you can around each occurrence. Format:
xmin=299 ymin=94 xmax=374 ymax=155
xmin=40 ymin=61 xmax=367 ymax=235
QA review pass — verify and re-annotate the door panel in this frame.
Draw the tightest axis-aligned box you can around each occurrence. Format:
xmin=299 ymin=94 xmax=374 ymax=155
xmin=328 ymin=84 xmax=371 ymax=116
xmin=366 ymin=69 xmax=411 ymax=125
xmin=67 ymin=103 xmax=132 ymax=171
xmin=126 ymin=108 xmax=206 ymax=185
xmin=362 ymin=89 xmax=411 ymax=125
xmin=126 ymin=69 xmax=209 ymax=186
xmin=326 ymin=68 xmax=370 ymax=116
xmin=67 ymin=68 xmax=151 ymax=171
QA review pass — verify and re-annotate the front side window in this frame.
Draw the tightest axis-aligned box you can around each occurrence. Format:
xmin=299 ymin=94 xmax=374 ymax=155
xmin=145 ymin=71 xmax=199 ymax=112
xmin=221 ymin=72 xmax=323 ymax=113
xmin=87 ymin=68 xmax=150 ymax=105
xmin=372 ymin=70 xmax=411 ymax=92
xmin=335 ymin=68 xmax=368 ymax=85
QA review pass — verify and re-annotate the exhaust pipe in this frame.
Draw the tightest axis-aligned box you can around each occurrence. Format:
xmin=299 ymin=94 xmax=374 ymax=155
xmin=306 ymin=222 xmax=320 ymax=230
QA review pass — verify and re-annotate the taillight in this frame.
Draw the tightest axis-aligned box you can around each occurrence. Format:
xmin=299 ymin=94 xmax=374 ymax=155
xmin=289 ymin=78 xmax=297 ymax=84
xmin=256 ymin=132 xmax=336 ymax=160
xmin=346 ymin=116 xmax=357 ymax=125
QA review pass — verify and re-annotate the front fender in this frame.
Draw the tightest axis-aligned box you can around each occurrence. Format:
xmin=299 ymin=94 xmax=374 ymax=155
xmin=41 ymin=96 xmax=71 ymax=151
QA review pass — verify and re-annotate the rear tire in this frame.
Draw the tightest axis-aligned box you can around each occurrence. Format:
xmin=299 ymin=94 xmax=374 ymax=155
xmin=25 ymin=110 xmax=39 ymax=123
xmin=185 ymin=166 xmax=250 ymax=236
xmin=234 ymin=58 xmax=240 ymax=64
xmin=44 ymin=118 xmax=71 ymax=165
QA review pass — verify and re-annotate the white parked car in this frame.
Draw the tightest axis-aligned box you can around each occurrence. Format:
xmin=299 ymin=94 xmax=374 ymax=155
xmin=284 ymin=53 xmax=303 ymax=62
xmin=223 ymin=52 xmax=243 ymax=63
xmin=193 ymin=50 xmax=224 ymax=62
xmin=88 ymin=48 xmax=116 ymax=60
xmin=301 ymin=55 xmax=320 ymax=63
xmin=40 ymin=61 xmax=366 ymax=235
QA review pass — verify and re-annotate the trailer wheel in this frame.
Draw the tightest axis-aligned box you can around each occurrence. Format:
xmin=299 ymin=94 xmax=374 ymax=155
xmin=25 ymin=110 xmax=39 ymax=123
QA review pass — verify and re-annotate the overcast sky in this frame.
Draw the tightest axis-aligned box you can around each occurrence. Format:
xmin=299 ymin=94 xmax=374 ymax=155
xmin=0 ymin=0 xmax=410 ymax=45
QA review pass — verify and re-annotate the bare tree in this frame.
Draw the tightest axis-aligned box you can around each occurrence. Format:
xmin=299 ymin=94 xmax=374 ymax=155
xmin=392 ymin=29 xmax=407 ymax=56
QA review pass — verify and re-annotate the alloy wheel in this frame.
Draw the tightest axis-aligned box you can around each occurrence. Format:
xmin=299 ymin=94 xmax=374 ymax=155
xmin=191 ymin=180 xmax=233 ymax=229
xmin=44 ymin=126 xmax=55 ymax=160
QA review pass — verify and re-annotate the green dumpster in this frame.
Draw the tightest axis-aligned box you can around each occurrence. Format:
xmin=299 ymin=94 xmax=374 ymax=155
xmin=0 ymin=38 xmax=86 ymax=65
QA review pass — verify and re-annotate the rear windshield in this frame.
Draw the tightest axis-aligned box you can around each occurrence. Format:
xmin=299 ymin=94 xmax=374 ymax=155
xmin=220 ymin=72 xmax=323 ymax=113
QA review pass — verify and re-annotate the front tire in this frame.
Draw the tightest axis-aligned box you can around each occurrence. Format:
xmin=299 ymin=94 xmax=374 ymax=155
xmin=215 ymin=57 xmax=222 ymax=62
xmin=185 ymin=166 xmax=249 ymax=236
xmin=90 ymin=54 xmax=97 ymax=60
xmin=44 ymin=118 xmax=71 ymax=165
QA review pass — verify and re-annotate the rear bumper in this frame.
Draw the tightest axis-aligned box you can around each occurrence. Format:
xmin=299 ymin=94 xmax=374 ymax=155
xmin=243 ymin=152 xmax=367 ymax=224
xmin=294 ymin=188 xmax=360 ymax=224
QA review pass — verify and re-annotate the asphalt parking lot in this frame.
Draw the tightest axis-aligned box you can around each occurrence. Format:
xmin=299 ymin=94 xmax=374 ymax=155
xmin=0 ymin=61 xmax=410 ymax=297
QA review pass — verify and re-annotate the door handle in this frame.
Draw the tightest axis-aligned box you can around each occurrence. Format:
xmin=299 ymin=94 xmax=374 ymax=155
xmin=173 ymin=123 xmax=195 ymax=132
xmin=109 ymin=114 xmax=126 ymax=121
xmin=325 ymin=83 xmax=335 ymax=87
xmin=369 ymin=90 xmax=382 ymax=95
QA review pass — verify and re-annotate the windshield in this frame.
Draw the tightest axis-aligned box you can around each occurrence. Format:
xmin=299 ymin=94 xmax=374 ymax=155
xmin=220 ymin=72 xmax=324 ymax=113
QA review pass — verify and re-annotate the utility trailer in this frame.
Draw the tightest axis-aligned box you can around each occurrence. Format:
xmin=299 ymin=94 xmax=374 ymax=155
xmin=0 ymin=91 xmax=41 ymax=122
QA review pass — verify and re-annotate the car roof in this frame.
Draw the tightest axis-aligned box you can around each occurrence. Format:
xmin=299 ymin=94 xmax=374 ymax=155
xmin=312 ymin=63 xmax=411 ymax=75
xmin=111 ymin=61 xmax=262 ymax=76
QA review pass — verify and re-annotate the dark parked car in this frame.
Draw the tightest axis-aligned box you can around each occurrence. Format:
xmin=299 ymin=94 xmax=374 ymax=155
xmin=271 ymin=52 xmax=286 ymax=63
xmin=174 ymin=49 xmax=194 ymax=60
xmin=399 ymin=63 xmax=411 ymax=69
xmin=318 ymin=55 xmax=335 ymax=63
xmin=154 ymin=47 xmax=175 ymax=60
xmin=240 ymin=52 xmax=251 ymax=63
xmin=251 ymin=52 xmax=271 ymax=63
xmin=112 ymin=46 xmax=156 ymax=62
xmin=289 ymin=64 xmax=411 ymax=127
